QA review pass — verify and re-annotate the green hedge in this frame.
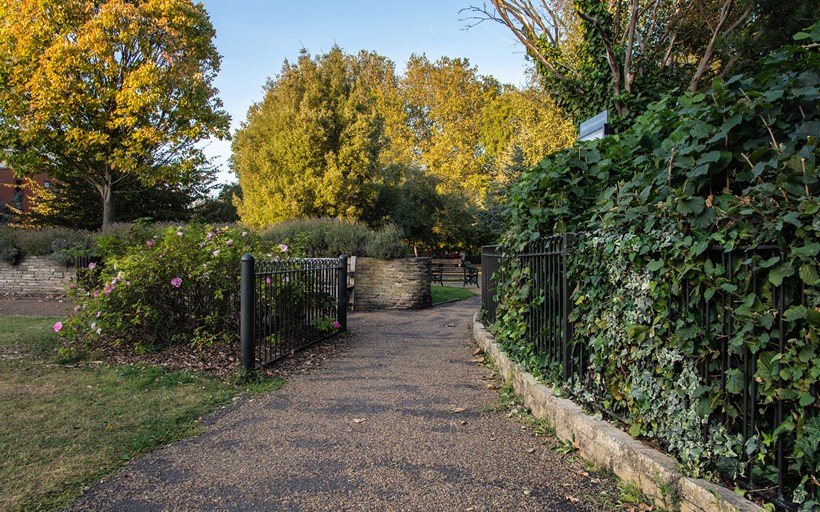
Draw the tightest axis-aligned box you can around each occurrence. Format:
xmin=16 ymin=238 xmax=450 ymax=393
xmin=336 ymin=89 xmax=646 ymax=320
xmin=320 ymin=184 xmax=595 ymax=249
xmin=493 ymin=26 xmax=818 ymax=510
xmin=260 ymin=218 xmax=408 ymax=259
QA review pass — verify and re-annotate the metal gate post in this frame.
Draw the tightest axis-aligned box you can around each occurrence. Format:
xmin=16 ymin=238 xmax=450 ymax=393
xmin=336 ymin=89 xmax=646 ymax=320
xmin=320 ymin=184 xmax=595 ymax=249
xmin=240 ymin=253 xmax=255 ymax=372
xmin=337 ymin=254 xmax=348 ymax=331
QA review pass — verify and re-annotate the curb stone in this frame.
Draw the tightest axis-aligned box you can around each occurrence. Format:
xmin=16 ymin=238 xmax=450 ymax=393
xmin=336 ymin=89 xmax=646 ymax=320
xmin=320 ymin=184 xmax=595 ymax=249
xmin=472 ymin=313 xmax=764 ymax=512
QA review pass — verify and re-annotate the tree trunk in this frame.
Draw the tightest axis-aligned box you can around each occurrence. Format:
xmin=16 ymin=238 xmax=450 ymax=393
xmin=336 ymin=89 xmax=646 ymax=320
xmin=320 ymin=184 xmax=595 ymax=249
xmin=101 ymin=182 xmax=116 ymax=226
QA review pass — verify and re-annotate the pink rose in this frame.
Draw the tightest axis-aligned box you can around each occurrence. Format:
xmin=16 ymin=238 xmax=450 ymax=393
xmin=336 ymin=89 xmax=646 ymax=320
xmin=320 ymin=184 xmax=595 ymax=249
xmin=333 ymin=321 xmax=341 ymax=330
xmin=279 ymin=244 xmax=288 ymax=253
xmin=53 ymin=322 xmax=63 ymax=333
xmin=146 ymin=239 xmax=155 ymax=247
xmin=171 ymin=277 xmax=182 ymax=288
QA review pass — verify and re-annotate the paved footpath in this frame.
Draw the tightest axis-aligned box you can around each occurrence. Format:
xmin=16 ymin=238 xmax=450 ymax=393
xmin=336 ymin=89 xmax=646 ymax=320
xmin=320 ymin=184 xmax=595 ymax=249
xmin=66 ymin=297 xmax=618 ymax=511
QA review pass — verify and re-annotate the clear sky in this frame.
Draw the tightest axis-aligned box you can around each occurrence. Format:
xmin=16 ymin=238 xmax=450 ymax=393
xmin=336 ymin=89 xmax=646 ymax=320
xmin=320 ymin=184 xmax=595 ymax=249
xmin=198 ymin=0 xmax=530 ymax=184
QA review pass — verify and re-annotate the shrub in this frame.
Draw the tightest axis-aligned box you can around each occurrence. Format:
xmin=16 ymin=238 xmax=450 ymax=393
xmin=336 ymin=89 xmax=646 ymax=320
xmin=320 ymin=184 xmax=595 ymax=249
xmin=60 ymin=224 xmax=272 ymax=352
xmin=365 ymin=224 xmax=407 ymax=259
xmin=260 ymin=218 xmax=402 ymax=258
xmin=0 ymin=227 xmax=20 ymax=265
xmin=12 ymin=227 xmax=88 ymax=257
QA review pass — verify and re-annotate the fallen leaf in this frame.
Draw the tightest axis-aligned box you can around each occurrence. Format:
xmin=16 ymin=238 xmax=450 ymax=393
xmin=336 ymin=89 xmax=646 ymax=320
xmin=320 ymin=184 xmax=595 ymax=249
xmin=486 ymin=383 xmax=495 ymax=389
xmin=566 ymin=495 xmax=580 ymax=503
xmin=452 ymin=407 xmax=466 ymax=413
xmin=470 ymin=357 xmax=485 ymax=363
xmin=473 ymin=348 xmax=482 ymax=355
xmin=572 ymin=439 xmax=581 ymax=450
xmin=638 ymin=504 xmax=654 ymax=511
xmin=572 ymin=469 xmax=590 ymax=478
xmin=352 ymin=418 xmax=366 ymax=424
xmin=527 ymin=447 xmax=536 ymax=453
xmin=460 ymin=421 xmax=467 ymax=426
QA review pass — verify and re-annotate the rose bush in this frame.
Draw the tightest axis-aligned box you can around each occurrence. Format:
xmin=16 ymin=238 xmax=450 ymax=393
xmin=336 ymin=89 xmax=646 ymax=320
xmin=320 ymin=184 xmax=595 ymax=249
xmin=59 ymin=224 xmax=271 ymax=353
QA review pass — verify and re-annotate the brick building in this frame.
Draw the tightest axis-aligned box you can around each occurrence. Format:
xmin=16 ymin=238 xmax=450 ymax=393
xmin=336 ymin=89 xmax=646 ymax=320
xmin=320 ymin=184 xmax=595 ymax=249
xmin=0 ymin=164 xmax=50 ymax=220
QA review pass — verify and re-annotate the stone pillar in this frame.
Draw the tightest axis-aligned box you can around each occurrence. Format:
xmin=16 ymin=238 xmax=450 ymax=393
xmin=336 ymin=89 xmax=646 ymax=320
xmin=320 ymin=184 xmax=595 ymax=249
xmin=353 ymin=257 xmax=432 ymax=310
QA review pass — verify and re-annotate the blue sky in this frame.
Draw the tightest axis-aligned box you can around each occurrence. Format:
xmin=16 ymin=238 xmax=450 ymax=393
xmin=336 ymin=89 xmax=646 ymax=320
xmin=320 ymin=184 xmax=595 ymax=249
xmin=199 ymin=0 xmax=530 ymax=184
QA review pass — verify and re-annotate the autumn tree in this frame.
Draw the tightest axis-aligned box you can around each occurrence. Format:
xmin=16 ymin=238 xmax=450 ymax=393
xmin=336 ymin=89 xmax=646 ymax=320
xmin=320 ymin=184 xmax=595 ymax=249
xmin=0 ymin=0 xmax=230 ymax=226
xmin=233 ymin=48 xmax=392 ymax=228
xmin=400 ymin=55 xmax=500 ymax=200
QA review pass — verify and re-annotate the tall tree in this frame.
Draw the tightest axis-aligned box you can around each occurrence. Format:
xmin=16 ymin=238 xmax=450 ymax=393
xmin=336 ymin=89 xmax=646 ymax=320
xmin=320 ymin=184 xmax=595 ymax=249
xmin=233 ymin=47 xmax=391 ymax=228
xmin=0 ymin=0 xmax=230 ymax=226
xmin=462 ymin=0 xmax=812 ymax=126
xmin=401 ymin=55 xmax=500 ymax=200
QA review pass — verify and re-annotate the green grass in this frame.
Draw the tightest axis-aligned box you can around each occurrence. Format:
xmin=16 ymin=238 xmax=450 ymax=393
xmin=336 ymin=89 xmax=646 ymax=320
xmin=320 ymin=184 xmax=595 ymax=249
xmin=0 ymin=315 xmax=283 ymax=512
xmin=431 ymin=285 xmax=478 ymax=304
xmin=0 ymin=316 xmax=62 ymax=357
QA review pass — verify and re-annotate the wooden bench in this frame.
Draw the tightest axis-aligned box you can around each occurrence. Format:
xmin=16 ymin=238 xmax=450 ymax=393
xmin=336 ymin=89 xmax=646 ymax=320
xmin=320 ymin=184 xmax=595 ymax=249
xmin=431 ymin=258 xmax=479 ymax=287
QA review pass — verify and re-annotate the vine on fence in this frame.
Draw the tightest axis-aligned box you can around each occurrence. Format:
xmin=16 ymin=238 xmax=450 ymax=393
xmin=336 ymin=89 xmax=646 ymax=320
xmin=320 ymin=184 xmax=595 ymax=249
xmin=493 ymin=25 xmax=818 ymax=510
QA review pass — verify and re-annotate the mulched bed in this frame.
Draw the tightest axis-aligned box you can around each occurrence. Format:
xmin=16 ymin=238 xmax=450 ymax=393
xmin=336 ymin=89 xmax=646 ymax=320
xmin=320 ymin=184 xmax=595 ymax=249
xmin=1 ymin=295 xmax=352 ymax=379
xmin=72 ymin=333 xmax=353 ymax=380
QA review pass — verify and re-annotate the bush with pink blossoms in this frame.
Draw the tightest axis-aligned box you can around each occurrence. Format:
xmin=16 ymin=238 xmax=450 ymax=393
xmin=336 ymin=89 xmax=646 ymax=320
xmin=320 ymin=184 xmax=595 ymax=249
xmin=59 ymin=224 xmax=271 ymax=353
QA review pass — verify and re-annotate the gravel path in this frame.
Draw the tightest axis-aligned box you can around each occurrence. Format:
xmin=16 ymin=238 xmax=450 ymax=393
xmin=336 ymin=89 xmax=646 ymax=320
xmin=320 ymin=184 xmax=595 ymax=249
xmin=66 ymin=297 xmax=619 ymax=511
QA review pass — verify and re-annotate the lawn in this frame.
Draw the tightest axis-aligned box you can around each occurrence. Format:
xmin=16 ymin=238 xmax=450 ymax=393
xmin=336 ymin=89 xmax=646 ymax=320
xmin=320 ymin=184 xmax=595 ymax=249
xmin=431 ymin=285 xmax=479 ymax=304
xmin=0 ymin=315 xmax=282 ymax=512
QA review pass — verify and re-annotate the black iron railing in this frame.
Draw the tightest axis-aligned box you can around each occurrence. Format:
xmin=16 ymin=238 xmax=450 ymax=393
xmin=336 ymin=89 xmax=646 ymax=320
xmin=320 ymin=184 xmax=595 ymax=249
xmin=240 ymin=254 xmax=347 ymax=371
xmin=481 ymin=236 xmax=816 ymax=510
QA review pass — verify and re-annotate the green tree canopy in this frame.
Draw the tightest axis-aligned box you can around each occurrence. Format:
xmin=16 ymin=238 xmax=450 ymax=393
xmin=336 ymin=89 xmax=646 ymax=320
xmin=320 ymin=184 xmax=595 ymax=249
xmin=233 ymin=47 xmax=390 ymax=228
xmin=0 ymin=0 xmax=230 ymax=226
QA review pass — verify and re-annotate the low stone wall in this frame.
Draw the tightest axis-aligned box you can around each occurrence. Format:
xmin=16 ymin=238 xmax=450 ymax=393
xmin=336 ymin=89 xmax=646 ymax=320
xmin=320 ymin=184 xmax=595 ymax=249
xmin=354 ymin=257 xmax=431 ymax=310
xmin=0 ymin=255 xmax=73 ymax=297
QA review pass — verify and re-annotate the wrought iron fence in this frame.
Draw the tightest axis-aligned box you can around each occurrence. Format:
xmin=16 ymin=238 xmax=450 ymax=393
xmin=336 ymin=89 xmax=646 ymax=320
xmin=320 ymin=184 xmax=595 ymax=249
xmin=240 ymin=254 xmax=347 ymax=371
xmin=480 ymin=236 xmax=816 ymax=510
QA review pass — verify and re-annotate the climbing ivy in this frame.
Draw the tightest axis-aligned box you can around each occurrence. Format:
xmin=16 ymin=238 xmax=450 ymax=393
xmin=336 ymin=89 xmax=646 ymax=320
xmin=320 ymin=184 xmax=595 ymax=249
xmin=493 ymin=24 xmax=819 ymax=510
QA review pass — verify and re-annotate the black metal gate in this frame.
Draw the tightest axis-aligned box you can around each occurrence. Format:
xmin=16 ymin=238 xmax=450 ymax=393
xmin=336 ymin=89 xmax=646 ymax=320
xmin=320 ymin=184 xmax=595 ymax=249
xmin=240 ymin=254 xmax=347 ymax=371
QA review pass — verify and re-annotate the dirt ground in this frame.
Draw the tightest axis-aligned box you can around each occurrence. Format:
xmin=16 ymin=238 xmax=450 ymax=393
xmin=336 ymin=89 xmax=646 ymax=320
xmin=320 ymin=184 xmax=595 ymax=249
xmin=0 ymin=295 xmax=72 ymax=318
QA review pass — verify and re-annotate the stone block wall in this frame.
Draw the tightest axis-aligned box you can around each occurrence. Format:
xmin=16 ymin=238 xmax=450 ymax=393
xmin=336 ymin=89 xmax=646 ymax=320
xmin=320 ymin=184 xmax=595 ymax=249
xmin=354 ymin=257 xmax=431 ymax=310
xmin=0 ymin=255 xmax=73 ymax=296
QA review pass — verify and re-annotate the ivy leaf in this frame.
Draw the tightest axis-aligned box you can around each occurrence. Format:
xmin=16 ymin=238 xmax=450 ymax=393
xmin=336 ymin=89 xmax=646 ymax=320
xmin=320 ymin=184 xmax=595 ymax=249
xmin=697 ymin=151 xmax=723 ymax=164
xmin=758 ymin=256 xmax=780 ymax=269
xmin=783 ymin=305 xmax=807 ymax=322
xmin=799 ymin=263 xmax=819 ymax=285
xmin=768 ymin=264 xmax=794 ymax=286
xmin=799 ymin=393 xmax=815 ymax=407
xmin=647 ymin=259 xmax=664 ymax=272
xmin=725 ymin=368 xmax=744 ymax=394
xmin=676 ymin=197 xmax=705 ymax=216
xmin=791 ymin=242 xmax=820 ymax=258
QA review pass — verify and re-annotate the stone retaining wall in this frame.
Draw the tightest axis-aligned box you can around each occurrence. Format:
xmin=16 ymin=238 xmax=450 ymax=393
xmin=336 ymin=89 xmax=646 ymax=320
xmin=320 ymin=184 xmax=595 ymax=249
xmin=0 ymin=255 xmax=435 ymax=308
xmin=353 ymin=257 xmax=431 ymax=310
xmin=0 ymin=255 xmax=73 ymax=296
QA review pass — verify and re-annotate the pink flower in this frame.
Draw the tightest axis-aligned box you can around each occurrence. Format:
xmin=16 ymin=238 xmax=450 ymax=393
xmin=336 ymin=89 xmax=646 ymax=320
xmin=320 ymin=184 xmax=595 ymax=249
xmin=333 ymin=321 xmax=341 ymax=330
xmin=265 ymin=276 xmax=271 ymax=284
xmin=92 ymin=290 xmax=100 ymax=298
xmin=171 ymin=277 xmax=182 ymax=288
xmin=226 ymin=239 xmax=233 ymax=246
xmin=241 ymin=231 xmax=248 ymax=237
xmin=88 ymin=262 xmax=96 ymax=270
xmin=96 ymin=328 xmax=102 ymax=335
xmin=279 ymin=244 xmax=288 ymax=253
xmin=53 ymin=322 xmax=63 ymax=333
xmin=146 ymin=239 xmax=155 ymax=247
xmin=212 ymin=250 xmax=220 ymax=257
xmin=177 ymin=231 xmax=183 ymax=236
xmin=90 ymin=322 xmax=96 ymax=330
xmin=96 ymin=311 xmax=101 ymax=318
xmin=69 ymin=282 xmax=76 ymax=289
xmin=104 ymin=284 xmax=115 ymax=296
